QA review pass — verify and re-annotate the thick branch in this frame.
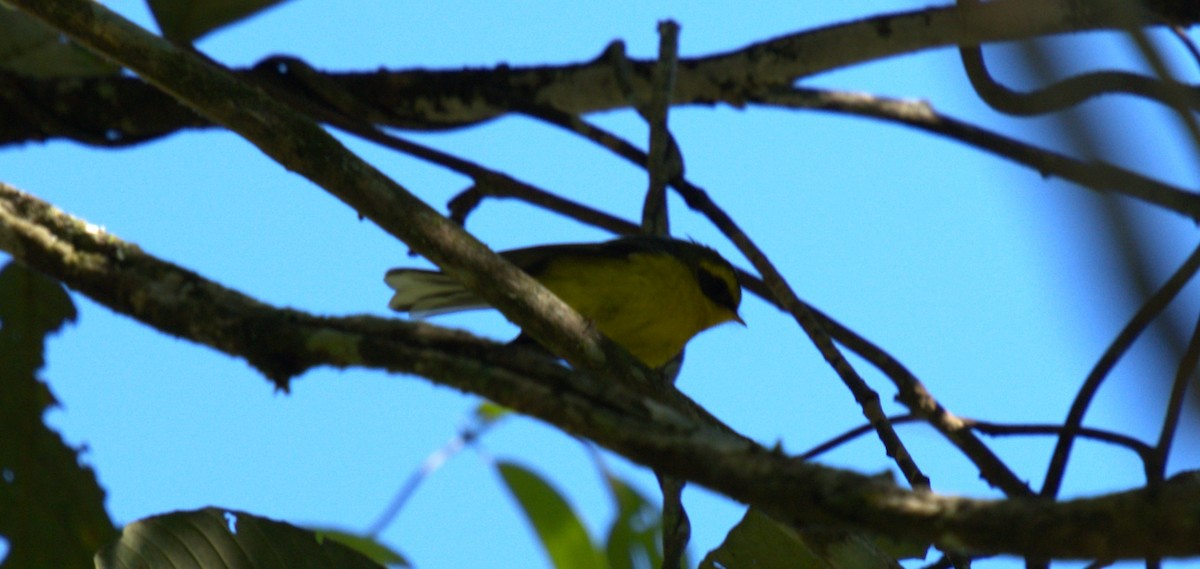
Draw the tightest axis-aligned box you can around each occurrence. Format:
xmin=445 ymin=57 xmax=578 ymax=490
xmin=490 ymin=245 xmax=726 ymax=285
xmin=6 ymin=0 xmax=660 ymax=390
xmin=4 ymin=182 xmax=1200 ymax=559
xmin=3 ymin=0 xmax=1195 ymax=146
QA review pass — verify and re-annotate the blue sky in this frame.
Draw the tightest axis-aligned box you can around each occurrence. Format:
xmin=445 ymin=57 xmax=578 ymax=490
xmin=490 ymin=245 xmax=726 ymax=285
xmin=4 ymin=2 xmax=1199 ymax=567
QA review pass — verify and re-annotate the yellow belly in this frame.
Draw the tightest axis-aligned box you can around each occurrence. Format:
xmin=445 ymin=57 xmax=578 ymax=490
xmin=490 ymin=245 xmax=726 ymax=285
xmin=533 ymin=251 xmax=734 ymax=367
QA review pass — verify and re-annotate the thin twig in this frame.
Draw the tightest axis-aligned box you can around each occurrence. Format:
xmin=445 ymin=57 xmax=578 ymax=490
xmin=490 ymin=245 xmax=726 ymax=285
xmin=800 ymin=415 xmax=920 ymax=460
xmin=642 ymin=21 xmax=680 ymax=237
xmin=1124 ymin=13 xmax=1200 ymax=163
xmin=253 ymin=58 xmax=641 ymax=238
xmin=958 ymin=39 xmax=1200 ymax=116
xmin=1171 ymin=26 xmax=1200 ymax=71
xmin=1151 ymin=312 xmax=1200 ymax=484
xmin=749 ymin=88 xmax=1200 ymax=222
xmin=681 ymin=162 xmax=934 ymax=490
xmin=447 ymin=182 xmax=638 ymax=236
xmin=972 ymin=421 xmax=1154 ymax=465
xmin=1041 ymin=243 xmax=1200 ymax=498
xmin=955 ymin=0 xmax=1200 ymax=150
xmin=955 ymin=0 xmax=1200 ymax=118
xmin=1124 ymin=16 xmax=1200 ymax=494
xmin=366 ymin=409 xmax=502 ymax=536
xmin=801 ymin=299 xmax=1030 ymax=495
xmin=643 ymin=22 xmax=689 ymax=569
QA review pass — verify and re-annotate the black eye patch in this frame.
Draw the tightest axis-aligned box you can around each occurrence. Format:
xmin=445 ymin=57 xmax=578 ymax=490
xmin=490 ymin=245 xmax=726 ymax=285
xmin=697 ymin=267 xmax=737 ymax=312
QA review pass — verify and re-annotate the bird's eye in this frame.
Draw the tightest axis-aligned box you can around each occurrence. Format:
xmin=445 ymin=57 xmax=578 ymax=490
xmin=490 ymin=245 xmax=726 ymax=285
xmin=697 ymin=266 xmax=737 ymax=312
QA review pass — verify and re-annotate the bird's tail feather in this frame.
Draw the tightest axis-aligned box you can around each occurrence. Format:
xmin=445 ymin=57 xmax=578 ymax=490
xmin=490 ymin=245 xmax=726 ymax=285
xmin=384 ymin=269 xmax=487 ymax=317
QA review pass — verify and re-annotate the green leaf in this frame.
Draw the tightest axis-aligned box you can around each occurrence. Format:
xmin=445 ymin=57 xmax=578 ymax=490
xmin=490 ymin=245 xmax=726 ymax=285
xmin=701 ymin=509 xmax=825 ymax=569
xmin=311 ymin=528 xmax=411 ymax=567
xmin=0 ymin=261 xmax=76 ymax=336
xmin=95 ymin=508 xmax=386 ymax=569
xmin=0 ymin=262 xmax=113 ymax=568
xmin=701 ymin=508 xmax=920 ymax=569
xmin=603 ymin=474 xmax=664 ymax=569
xmin=497 ymin=461 xmax=605 ymax=569
xmin=148 ymin=0 xmax=291 ymax=43
xmin=0 ymin=6 xmax=120 ymax=76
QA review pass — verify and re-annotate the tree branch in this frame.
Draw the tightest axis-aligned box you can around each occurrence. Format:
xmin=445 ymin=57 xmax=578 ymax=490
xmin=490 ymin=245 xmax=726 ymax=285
xmin=3 ymin=0 xmax=1196 ymax=146
xmin=4 ymin=182 xmax=1200 ymax=558
xmin=6 ymin=0 xmax=660 ymax=392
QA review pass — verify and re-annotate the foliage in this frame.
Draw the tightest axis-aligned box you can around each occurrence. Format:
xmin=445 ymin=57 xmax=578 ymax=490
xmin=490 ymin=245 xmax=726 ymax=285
xmin=0 ymin=262 xmax=113 ymax=568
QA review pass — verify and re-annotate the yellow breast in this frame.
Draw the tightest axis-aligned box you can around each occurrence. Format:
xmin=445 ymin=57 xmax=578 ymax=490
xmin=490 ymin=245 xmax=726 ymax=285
xmin=533 ymin=251 xmax=737 ymax=367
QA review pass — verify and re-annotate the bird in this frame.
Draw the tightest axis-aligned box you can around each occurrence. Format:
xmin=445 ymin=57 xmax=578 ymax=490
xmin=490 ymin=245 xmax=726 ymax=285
xmin=384 ymin=235 xmax=744 ymax=368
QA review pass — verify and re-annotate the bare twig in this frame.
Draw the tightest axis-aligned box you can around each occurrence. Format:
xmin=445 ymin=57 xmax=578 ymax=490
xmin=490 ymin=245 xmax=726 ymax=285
xmin=247 ymin=57 xmax=641 ymax=238
xmin=641 ymin=21 xmax=680 ymax=237
xmin=1150 ymin=312 xmax=1200 ymax=483
xmin=803 ymin=300 xmax=1031 ymax=496
xmin=447 ymin=182 xmax=638 ymax=236
xmin=958 ymin=42 xmax=1200 ymax=116
xmin=957 ymin=0 xmax=1200 ymax=120
xmin=366 ymin=409 xmax=502 ymax=536
xmin=1125 ymin=19 xmax=1200 ymax=496
xmin=1124 ymin=12 xmax=1200 ymax=158
xmin=674 ymin=155 xmax=935 ymax=491
xmin=749 ymin=88 xmax=1200 ymax=222
xmin=1041 ymin=243 xmax=1200 ymax=498
xmin=643 ymin=22 xmax=689 ymax=568
xmin=1171 ymin=26 xmax=1200 ymax=70
xmin=806 ymin=415 xmax=1157 ymax=471
xmin=800 ymin=415 xmax=921 ymax=460
xmin=972 ymin=422 xmax=1154 ymax=466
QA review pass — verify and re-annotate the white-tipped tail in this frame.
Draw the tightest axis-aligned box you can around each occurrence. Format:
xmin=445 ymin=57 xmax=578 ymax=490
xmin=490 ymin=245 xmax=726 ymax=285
xmin=384 ymin=269 xmax=487 ymax=317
